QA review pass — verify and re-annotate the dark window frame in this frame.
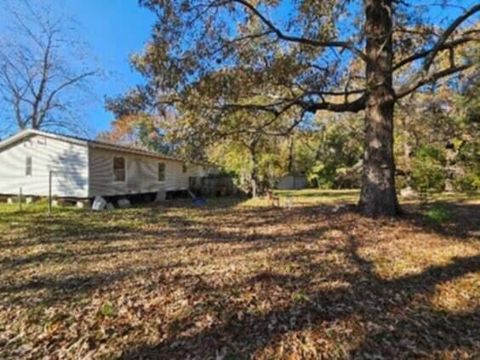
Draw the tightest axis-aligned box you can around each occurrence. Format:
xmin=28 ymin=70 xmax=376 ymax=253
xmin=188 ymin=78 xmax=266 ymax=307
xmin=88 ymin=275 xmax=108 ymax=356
xmin=158 ymin=162 xmax=166 ymax=182
xmin=113 ymin=156 xmax=126 ymax=182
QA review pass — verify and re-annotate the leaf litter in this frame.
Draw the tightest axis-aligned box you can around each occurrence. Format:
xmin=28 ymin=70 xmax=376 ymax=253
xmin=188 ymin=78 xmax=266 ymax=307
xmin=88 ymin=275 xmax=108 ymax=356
xmin=0 ymin=196 xmax=479 ymax=359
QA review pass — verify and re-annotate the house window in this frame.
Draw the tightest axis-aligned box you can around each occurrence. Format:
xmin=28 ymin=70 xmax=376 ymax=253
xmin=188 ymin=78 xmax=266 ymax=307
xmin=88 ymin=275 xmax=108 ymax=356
xmin=182 ymin=164 xmax=187 ymax=173
xmin=25 ymin=156 xmax=32 ymax=176
xmin=158 ymin=163 xmax=165 ymax=181
xmin=113 ymin=157 xmax=126 ymax=182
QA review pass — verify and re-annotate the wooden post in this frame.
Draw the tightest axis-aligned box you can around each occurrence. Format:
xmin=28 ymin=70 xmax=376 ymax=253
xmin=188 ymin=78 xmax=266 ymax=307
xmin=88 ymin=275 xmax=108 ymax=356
xmin=48 ymin=170 xmax=53 ymax=215
xmin=18 ymin=187 xmax=23 ymax=211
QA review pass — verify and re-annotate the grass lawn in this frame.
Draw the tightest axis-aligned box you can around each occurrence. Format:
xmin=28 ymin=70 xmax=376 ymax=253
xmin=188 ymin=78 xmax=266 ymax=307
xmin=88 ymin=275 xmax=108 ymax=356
xmin=0 ymin=190 xmax=479 ymax=359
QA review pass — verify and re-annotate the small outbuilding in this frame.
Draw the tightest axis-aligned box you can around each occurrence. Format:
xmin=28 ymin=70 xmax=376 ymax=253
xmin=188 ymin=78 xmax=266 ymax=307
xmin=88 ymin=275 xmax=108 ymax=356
xmin=0 ymin=129 xmax=217 ymax=199
xmin=276 ymin=174 xmax=309 ymax=190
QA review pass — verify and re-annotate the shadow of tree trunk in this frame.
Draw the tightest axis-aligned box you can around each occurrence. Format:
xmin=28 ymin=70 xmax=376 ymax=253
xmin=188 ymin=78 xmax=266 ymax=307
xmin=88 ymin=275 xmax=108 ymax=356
xmin=119 ymin=239 xmax=480 ymax=359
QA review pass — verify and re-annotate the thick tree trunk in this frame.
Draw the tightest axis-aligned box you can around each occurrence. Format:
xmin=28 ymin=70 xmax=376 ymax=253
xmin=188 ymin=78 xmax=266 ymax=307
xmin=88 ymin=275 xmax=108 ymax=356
xmin=359 ymin=0 xmax=400 ymax=217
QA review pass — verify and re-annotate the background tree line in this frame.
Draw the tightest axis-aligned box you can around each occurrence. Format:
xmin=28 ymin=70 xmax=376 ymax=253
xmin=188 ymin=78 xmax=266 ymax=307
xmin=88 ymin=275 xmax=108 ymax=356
xmin=101 ymin=68 xmax=479 ymax=196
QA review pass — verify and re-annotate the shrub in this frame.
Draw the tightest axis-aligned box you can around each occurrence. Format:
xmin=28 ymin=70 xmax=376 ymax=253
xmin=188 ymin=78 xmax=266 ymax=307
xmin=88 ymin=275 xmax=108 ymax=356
xmin=425 ymin=205 xmax=452 ymax=225
xmin=453 ymin=173 xmax=480 ymax=192
xmin=411 ymin=145 xmax=445 ymax=193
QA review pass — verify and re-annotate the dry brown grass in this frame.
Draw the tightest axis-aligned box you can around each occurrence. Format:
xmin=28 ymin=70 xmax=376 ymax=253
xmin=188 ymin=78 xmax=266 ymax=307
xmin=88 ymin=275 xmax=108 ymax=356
xmin=0 ymin=192 xmax=479 ymax=359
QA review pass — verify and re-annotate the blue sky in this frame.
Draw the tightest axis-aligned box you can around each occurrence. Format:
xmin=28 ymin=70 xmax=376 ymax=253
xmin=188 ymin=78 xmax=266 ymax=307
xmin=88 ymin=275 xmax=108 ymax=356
xmin=0 ymin=0 xmax=155 ymax=137
xmin=68 ymin=0 xmax=476 ymax=137
xmin=0 ymin=0 xmax=478 ymax=138
xmin=65 ymin=0 xmax=155 ymax=135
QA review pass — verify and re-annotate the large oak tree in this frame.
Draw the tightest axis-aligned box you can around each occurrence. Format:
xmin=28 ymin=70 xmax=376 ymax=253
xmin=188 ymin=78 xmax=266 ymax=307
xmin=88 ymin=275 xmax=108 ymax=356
xmin=131 ymin=0 xmax=479 ymax=216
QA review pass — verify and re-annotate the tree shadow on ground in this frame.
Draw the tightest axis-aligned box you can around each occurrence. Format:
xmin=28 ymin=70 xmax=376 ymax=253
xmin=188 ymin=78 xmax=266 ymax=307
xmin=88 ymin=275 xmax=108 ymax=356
xmin=118 ymin=202 xmax=480 ymax=359
xmin=1 ymin=197 xmax=480 ymax=358
xmin=403 ymin=201 xmax=480 ymax=240
xmin=276 ymin=189 xmax=359 ymax=199
xmin=0 ymin=259 xmax=195 ymax=308
xmin=119 ymin=246 xmax=480 ymax=359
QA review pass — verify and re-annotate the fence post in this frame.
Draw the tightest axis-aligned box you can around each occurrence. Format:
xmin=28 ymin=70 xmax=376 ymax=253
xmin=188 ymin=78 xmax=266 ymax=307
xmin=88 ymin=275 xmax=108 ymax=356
xmin=48 ymin=170 xmax=53 ymax=215
xmin=19 ymin=187 xmax=22 ymax=211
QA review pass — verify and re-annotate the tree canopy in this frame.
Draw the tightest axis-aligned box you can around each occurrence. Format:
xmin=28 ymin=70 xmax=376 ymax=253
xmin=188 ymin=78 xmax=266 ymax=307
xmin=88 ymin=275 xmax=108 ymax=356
xmin=133 ymin=0 xmax=478 ymax=116
xmin=110 ymin=0 xmax=480 ymax=216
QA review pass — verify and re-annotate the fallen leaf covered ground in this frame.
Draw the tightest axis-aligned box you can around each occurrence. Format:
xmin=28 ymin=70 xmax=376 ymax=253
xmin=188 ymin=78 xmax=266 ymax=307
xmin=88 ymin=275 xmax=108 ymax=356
xmin=0 ymin=190 xmax=479 ymax=359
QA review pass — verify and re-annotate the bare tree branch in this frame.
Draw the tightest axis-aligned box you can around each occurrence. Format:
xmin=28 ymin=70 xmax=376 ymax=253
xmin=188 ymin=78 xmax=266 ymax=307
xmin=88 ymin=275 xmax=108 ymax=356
xmin=0 ymin=0 xmax=97 ymax=132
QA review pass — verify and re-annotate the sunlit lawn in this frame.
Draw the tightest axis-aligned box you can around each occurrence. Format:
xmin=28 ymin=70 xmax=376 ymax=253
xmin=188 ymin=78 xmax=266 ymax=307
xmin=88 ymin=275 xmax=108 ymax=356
xmin=0 ymin=190 xmax=479 ymax=359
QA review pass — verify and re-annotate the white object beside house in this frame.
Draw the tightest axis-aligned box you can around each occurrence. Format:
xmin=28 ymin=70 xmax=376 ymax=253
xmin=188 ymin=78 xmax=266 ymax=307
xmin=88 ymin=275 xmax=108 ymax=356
xmin=0 ymin=129 xmax=216 ymax=199
xmin=92 ymin=196 xmax=108 ymax=211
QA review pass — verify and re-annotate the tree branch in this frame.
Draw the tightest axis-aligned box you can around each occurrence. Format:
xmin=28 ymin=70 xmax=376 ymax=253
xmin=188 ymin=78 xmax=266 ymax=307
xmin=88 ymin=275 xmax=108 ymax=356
xmin=37 ymin=71 xmax=96 ymax=127
xmin=395 ymin=63 xmax=474 ymax=99
xmin=31 ymin=31 xmax=54 ymax=128
xmin=423 ymin=4 xmax=480 ymax=72
xmin=300 ymin=95 xmax=366 ymax=113
xmin=231 ymin=0 xmax=368 ymax=62
xmin=394 ymin=36 xmax=480 ymax=71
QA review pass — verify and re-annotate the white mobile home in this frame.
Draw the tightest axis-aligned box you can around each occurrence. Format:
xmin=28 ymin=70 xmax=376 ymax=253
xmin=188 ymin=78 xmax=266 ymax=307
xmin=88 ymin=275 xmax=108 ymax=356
xmin=0 ymin=129 xmax=215 ymax=198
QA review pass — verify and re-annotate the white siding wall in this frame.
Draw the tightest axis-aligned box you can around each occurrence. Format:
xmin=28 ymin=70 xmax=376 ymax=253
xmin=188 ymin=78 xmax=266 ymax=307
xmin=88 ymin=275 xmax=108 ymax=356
xmin=0 ymin=135 xmax=89 ymax=197
xmin=88 ymin=147 xmax=192 ymax=197
xmin=169 ymin=160 xmax=189 ymax=191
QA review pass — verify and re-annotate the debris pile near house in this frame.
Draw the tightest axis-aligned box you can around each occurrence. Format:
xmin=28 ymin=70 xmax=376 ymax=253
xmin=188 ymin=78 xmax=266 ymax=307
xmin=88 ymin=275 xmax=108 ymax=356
xmin=189 ymin=175 xmax=238 ymax=197
xmin=155 ymin=190 xmax=167 ymax=202
xmin=92 ymin=196 xmax=108 ymax=211
xmin=76 ymin=200 xmax=90 ymax=209
xmin=117 ymin=198 xmax=131 ymax=209
xmin=92 ymin=196 xmax=131 ymax=211
xmin=187 ymin=189 xmax=207 ymax=206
